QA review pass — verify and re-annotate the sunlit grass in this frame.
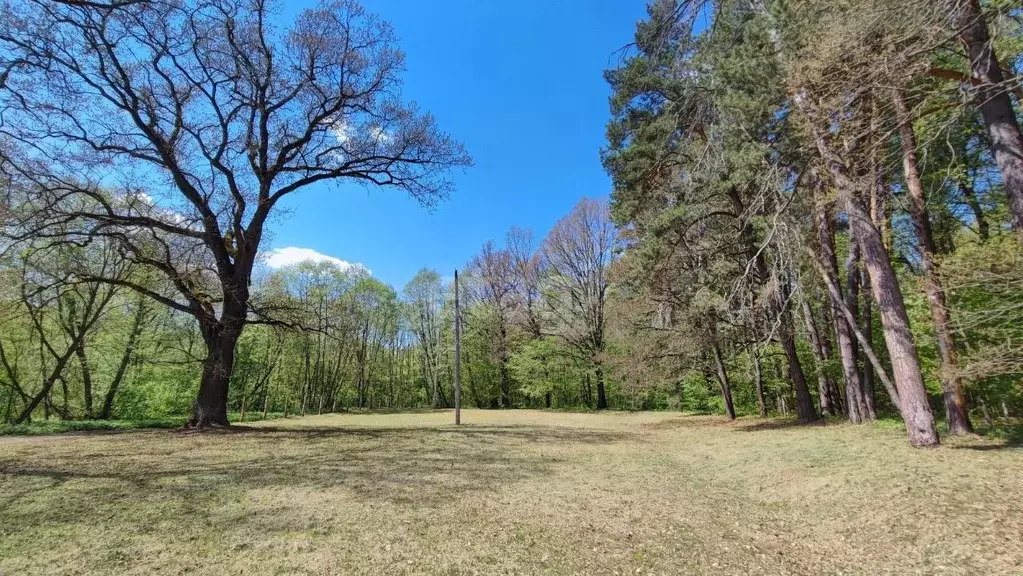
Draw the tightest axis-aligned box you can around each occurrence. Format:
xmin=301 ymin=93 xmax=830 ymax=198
xmin=1 ymin=410 xmax=1021 ymax=575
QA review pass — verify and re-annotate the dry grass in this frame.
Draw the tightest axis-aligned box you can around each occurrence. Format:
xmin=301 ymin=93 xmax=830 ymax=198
xmin=1 ymin=410 xmax=1021 ymax=575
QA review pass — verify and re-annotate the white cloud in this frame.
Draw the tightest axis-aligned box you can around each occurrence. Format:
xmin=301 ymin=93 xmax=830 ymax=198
xmin=265 ymin=246 xmax=370 ymax=275
xmin=370 ymin=125 xmax=390 ymax=143
xmin=326 ymin=117 xmax=350 ymax=144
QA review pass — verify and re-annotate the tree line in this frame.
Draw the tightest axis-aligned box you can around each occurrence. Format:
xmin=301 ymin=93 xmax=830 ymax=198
xmin=602 ymin=0 xmax=1022 ymax=446
xmin=0 ymin=0 xmax=1021 ymax=447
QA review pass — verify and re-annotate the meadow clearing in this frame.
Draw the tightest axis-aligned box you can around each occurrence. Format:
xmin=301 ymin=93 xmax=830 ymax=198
xmin=1 ymin=410 xmax=1021 ymax=575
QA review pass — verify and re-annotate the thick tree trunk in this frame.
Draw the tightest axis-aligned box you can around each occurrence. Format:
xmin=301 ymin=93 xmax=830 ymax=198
xmin=894 ymin=89 xmax=974 ymax=434
xmin=812 ymin=128 xmax=939 ymax=445
xmin=951 ymin=0 xmax=1023 ymax=242
xmin=430 ymin=363 xmax=439 ymax=408
xmin=189 ymin=325 xmax=240 ymax=428
xmin=711 ymin=341 xmax=736 ymax=420
xmin=848 ymin=193 xmax=939 ymax=446
xmin=358 ymin=319 xmax=369 ymax=408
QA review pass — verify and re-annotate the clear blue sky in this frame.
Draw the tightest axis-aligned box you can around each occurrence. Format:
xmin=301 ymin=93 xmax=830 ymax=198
xmin=270 ymin=0 xmax=649 ymax=289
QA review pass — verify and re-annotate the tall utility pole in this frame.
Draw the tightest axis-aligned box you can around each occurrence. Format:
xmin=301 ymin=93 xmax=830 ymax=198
xmin=454 ymin=270 xmax=461 ymax=425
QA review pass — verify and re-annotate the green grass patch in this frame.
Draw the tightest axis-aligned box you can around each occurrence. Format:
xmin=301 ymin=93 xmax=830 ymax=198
xmin=1 ymin=410 xmax=1020 ymax=575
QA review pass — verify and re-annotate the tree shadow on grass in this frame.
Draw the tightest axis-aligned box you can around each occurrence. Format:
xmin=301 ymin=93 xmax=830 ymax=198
xmin=948 ymin=423 xmax=1023 ymax=451
xmin=731 ymin=418 xmax=827 ymax=433
xmin=0 ymin=424 xmax=634 ymax=532
xmin=223 ymin=423 xmax=633 ymax=445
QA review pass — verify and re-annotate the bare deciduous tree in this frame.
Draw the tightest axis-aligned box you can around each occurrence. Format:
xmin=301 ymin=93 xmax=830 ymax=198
xmin=0 ymin=0 xmax=470 ymax=426
xmin=542 ymin=198 xmax=617 ymax=409
xmin=469 ymin=240 xmax=516 ymax=407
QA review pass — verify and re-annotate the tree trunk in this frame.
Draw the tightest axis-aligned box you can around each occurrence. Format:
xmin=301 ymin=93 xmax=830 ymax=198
xmin=711 ymin=341 xmax=736 ymax=420
xmin=262 ymin=386 xmax=269 ymax=420
xmin=753 ymin=347 xmax=767 ymax=418
xmin=847 ymin=188 xmax=939 ymax=445
xmin=358 ymin=318 xmax=370 ymax=408
xmin=894 ymin=89 xmax=973 ymax=435
xmin=75 ymin=341 xmax=93 ymax=419
xmin=951 ymin=0 xmax=1023 ymax=243
xmin=499 ymin=323 xmax=512 ymax=408
xmin=189 ymin=325 xmax=240 ymax=428
xmin=813 ymin=196 xmax=868 ymax=424
xmin=812 ymin=127 xmax=939 ymax=445
xmin=595 ymin=364 xmax=607 ymax=410
xmin=959 ymin=178 xmax=990 ymax=241
xmin=859 ymin=267 xmax=878 ymax=420
xmin=779 ymin=295 xmax=819 ymax=423
xmin=802 ymin=299 xmax=835 ymax=417
xmin=99 ymin=304 xmax=145 ymax=420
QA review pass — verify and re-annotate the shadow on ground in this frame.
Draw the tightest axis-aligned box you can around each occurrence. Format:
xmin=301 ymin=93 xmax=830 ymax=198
xmin=0 ymin=424 xmax=634 ymax=531
xmin=731 ymin=419 xmax=829 ymax=433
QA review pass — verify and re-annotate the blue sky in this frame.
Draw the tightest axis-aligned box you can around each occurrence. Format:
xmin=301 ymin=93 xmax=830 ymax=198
xmin=267 ymin=0 xmax=649 ymax=289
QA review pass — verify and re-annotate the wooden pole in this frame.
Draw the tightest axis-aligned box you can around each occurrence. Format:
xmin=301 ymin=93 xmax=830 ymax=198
xmin=454 ymin=270 xmax=461 ymax=425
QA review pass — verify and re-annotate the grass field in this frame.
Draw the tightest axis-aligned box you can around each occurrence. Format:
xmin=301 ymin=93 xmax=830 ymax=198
xmin=1 ymin=410 xmax=1021 ymax=575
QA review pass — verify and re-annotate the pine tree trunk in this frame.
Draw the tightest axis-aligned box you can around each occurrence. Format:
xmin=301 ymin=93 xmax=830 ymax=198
xmin=859 ymin=267 xmax=878 ymax=420
xmin=894 ymin=89 xmax=973 ymax=435
xmin=951 ymin=0 xmax=1023 ymax=242
xmin=802 ymin=299 xmax=834 ymax=417
xmin=813 ymin=197 xmax=868 ymax=424
xmin=779 ymin=304 xmax=819 ymax=423
xmin=847 ymin=190 xmax=939 ymax=446
xmin=814 ymin=131 xmax=939 ymax=446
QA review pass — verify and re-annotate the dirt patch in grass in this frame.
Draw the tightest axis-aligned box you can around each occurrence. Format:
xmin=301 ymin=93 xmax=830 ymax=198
xmin=1 ymin=410 xmax=1021 ymax=575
